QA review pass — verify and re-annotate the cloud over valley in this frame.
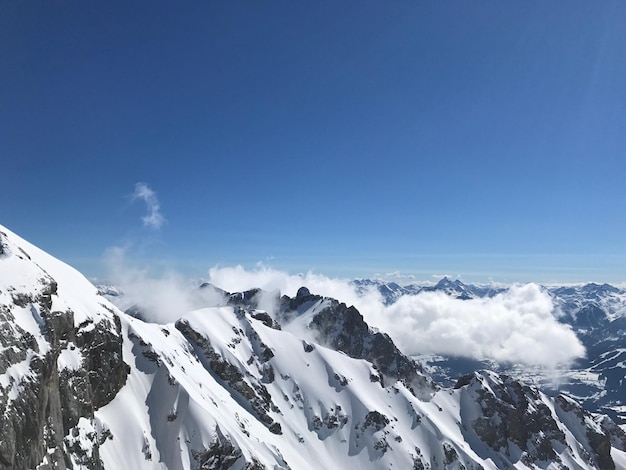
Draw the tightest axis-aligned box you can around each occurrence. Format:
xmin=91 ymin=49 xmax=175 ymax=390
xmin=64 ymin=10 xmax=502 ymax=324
xmin=207 ymin=266 xmax=585 ymax=368
xmin=104 ymin=257 xmax=584 ymax=369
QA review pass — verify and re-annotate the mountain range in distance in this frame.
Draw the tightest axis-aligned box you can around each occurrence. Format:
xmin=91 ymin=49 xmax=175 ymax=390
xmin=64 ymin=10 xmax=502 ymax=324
xmin=352 ymin=277 xmax=626 ymax=426
xmin=102 ymin=275 xmax=626 ymax=428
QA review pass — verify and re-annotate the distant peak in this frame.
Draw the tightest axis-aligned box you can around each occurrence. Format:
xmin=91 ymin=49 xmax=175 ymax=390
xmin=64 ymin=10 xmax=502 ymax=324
xmin=296 ymin=286 xmax=311 ymax=298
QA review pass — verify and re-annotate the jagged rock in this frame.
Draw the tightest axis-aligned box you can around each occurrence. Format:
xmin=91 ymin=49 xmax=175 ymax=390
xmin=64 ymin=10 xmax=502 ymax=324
xmin=296 ymin=287 xmax=311 ymax=298
xmin=75 ymin=314 xmax=129 ymax=409
xmin=228 ymin=288 xmax=264 ymax=309
xmin=282 ymin=292 xmax=436 ymax=399
xmin=251 ymin=311 xmax=281 ymax=330
xmin=469 ymin=372 xmax=565 ymax=460
xmin=362 ymin=411 xmax=389 ymax=432
xmin=124 ymin=304 xmax=148 ymax=321
xmin=555 ymin=394 xmax=625 ymax=469
xmin=191 ymin=434 xmax=245 ymax=470
xmin=457 ymin=371 xmax=620 ymax=469
xmin=176 ymin=319 xmax=282 ymax=434
xmin=0 ymin=230 xmax=130 ymax=469
xmin=598 ymin=415 xmax=626 ymax=450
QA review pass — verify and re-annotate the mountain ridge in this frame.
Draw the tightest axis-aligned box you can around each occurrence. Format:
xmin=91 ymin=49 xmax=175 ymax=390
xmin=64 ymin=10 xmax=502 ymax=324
xmin=2 ymin=224 xmax=626 ymax=469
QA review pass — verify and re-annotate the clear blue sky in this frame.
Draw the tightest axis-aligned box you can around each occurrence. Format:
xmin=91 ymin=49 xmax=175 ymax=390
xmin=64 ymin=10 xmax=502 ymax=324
xmin=2 ymin=1 xmax=625 ymax=284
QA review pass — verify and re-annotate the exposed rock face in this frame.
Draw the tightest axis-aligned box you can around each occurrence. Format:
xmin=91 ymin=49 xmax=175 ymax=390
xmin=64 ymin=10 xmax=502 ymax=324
xmin=228 ymin=288 xmax=265 ymax=309
xmin=281 ymin=288 xmax=436 ymax=399
xmin=191 ymin=432 xmax=268 ymax=470
xmin=177 ymin=317 xmax=283 ymax=435
xmin=4 ymin=226 xmax=626 ymax=470
xmin=0 ymin=289 xmax=128 ymax=469
xmin=455 ymin=371 xmax=624 ymax=469
xmin=0 ymin=231 xmax=129 ymax=470
xmin=0 ymin=302 xmax=68 ymax=470
xmin=250 ymin=311 xmax=281 ymax=330
xmin=554 ymin=394 xmax=626 ymax=470
xmin=74 ymin=313 xmax=129 ymax=409
xmin=221 ymin=285 xmax=436 ymax=399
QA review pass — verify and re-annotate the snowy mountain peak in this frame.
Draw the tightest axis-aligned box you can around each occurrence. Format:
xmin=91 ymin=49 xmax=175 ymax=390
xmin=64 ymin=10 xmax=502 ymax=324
xmin=2 ymin=224 xmax=626 ymax=469
xmin=433 ymin=276 xmax=455 ymax=287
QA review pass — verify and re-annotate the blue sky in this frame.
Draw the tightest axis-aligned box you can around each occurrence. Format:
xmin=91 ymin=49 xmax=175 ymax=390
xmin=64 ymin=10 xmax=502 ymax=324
xmin=2 ymin=1 xmax=626 ymax=284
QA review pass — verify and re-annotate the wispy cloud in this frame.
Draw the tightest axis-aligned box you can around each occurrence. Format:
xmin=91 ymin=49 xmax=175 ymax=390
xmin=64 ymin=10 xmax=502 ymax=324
xmin=103 ymin=246 xmax=225 ymax=323
xmin=132 ymin=182 xmax=165 ymax=229
xmin=383 ymin=271 xmax=415 ymax=281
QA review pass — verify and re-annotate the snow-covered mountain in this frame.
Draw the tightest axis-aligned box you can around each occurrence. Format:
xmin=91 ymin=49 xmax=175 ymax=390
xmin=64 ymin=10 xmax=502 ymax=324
xmin=360 ymin=278 xmax=626 ymax=427
xmin=2 ymin=224 xmax=626 ymax=469
xmin=551 ymin=283 xmax=626 ymax=327
xmin=352 ymin=277 xmax=505 ymax=305
xmin=355 ymin=278 xmax=626 ymax=324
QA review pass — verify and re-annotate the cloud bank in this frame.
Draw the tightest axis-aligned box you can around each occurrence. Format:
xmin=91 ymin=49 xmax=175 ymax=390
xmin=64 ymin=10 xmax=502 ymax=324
xmin=103 ymin=251 xmax=585 ymax=368
xmin=132 ymin=182 xmax=165 ymax=229
xmin=104 ymin=246 xmax=224 ymax=324
xmin=207 ymin=266 xmax=585 ymax=368
xmin=375 ymin=284 xmax=585 ymax=368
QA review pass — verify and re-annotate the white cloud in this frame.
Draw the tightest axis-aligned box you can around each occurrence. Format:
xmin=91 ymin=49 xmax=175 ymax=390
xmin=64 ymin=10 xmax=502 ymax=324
xmin=102 ymin=254 xmax=585 ymax=368
xmin=132 ymin=182 xmax=165 ymax=229
xmin=207 ymin=266 xmax=585 ymax=368
xmin=372 ymin=284 xmax=585 ymax=368
xmin=103 ymin=246 xmax=225 ymax=323
xmin=207 ymin=264 xmax=375 ymax=308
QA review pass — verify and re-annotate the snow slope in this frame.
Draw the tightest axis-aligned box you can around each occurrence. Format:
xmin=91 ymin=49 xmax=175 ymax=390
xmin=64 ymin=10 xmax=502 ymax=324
xmin=1 ymin=223 xmax=625 ymax=469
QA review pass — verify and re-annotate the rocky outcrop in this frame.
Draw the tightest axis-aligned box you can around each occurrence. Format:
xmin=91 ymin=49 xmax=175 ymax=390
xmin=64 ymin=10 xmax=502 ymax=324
xmin=0 ymin=305 xmax=66 ymax=469
xmin=176 ymin=318 xmax=283 ymax=435
xmin=455 ymin=371 xmax=621 ymax=469
xmin=191 ymin=432 xmax=268 ymax=470
xmin=223 ymin=285 xmax=435 ymax=398
xmin=554 ymin=394 xmax=626 ymax=470
xmin=282 ymin=287 xmax=436 ymax=399
xmin=0 ymin=236 xmax=130 ymax=470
